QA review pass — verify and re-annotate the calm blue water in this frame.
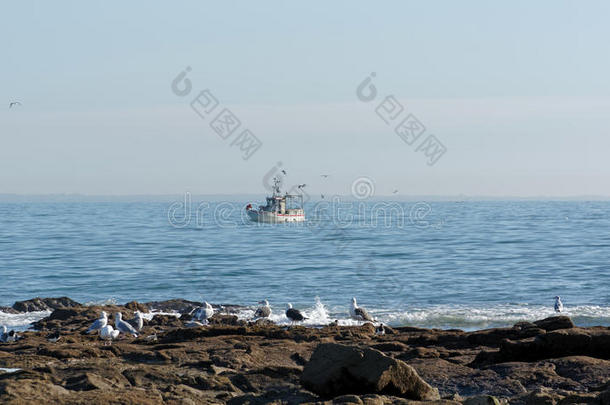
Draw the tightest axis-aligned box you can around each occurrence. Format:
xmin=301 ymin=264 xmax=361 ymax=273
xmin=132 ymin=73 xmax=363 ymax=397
xmin=1 ymin=200 xmax=610 ymax=330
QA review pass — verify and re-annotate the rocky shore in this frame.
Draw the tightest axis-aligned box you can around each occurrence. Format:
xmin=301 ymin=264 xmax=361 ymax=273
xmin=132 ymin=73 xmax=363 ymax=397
xmin=1 ymin=297 xmax=610 ymax=404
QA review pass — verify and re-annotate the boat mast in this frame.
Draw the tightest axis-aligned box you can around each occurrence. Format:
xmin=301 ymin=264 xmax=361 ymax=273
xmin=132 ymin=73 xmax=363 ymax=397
xmin=272 ymin=176 xmax=282 ymax=197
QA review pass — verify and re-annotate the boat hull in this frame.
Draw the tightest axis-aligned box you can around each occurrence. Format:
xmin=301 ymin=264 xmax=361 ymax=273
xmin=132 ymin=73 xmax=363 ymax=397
xmin=247 ymin=209 xmax=305 ymax=223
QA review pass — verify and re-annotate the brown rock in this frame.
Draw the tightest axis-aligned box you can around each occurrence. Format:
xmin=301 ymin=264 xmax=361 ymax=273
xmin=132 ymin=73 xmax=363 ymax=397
xmin=301 ymin=343 xmax=440 ymax=400
xmin=12 ymin=297 xmax=80 ymax=312
xmin=333 ymin=394 xmax=364 ymax=404
xmin=533 ymin=317 xmax=575 ymax=332
xmin=463 ymin=396 xmax=501 ymax=405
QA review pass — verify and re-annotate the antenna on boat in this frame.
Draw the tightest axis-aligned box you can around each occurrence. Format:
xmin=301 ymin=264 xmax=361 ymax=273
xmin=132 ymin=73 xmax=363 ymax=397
xmin=272 ymin=176 xmax=282 ymax=196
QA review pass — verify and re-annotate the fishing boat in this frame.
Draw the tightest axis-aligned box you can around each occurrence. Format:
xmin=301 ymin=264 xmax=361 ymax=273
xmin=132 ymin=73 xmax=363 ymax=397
xmin=246 ymin=177 xmax=305 ymax=223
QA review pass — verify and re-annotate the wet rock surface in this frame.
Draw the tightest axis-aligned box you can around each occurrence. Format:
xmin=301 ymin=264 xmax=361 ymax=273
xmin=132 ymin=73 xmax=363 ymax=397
xmin=1 ymin=300 xmax=609 ymax=404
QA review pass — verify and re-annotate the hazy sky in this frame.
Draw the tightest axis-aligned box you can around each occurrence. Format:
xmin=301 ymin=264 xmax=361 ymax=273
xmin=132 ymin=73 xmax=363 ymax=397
xmin=2 ymin=1 xmax=609 ymax=197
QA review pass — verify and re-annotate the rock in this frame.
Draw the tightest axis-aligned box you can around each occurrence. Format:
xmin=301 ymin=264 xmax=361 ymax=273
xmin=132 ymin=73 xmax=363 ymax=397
xmin=124 ymin=301 xmax=149 ymax=312
xmin=361 ymin=394 xmax=385 ymax=405
xmin=146 ymin=314 xmax=183 ymax=328
xmin=143 ymin=299 xmax=202 ymax=314
xmin=371 ymin=342 xmax=409 ymax=352
xmin=301 ymin=343 xmax=440 ymax=400
xmin=12 ymin=297 xmax=80 ymax=312
xmin=595 ymin=389 xmax=610 ymax=405
xmin=0 ymin=306 xmax=19 ymax=314
xmin=48 ymin=308 xmax=80 ymax=321
xmin=549 ymin=356 xmax=610 ymax=388
xmin=533 ymin=317 xmax=574 ymax=332
xmin=463 ymin=396 xmax=501 ymax=405
xmin=557 ymin=392 xmax=598 ymax=404
xmin=524 ymin=390 xmax=559 ymax=405
xmin=209 ymin=314 xmax=247 ymax=326
xmin=64 ymin=372 xmax=114 ymax=391
xmin=333 ymin=394 xmax=364 ymax=404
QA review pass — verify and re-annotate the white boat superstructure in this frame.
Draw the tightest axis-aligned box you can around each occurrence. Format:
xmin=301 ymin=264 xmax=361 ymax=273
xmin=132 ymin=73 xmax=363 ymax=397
xmin=246 ymin=178 xmax=305 ymax=223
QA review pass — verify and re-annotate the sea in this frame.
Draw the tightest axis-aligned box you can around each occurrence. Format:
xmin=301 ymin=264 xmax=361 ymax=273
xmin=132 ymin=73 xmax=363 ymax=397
xmin=1 ymin=199 xmax=610 ymax=331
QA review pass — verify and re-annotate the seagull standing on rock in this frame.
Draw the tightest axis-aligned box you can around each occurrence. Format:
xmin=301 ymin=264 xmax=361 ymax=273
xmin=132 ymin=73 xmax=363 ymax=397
xmin=127 ymin=311 xmax=144 ymax=331
xmin=86 ymin=311 xmax=108 ymax=334
xmin=350 ymin=297 xmax=374 ymax=322
xmin=285 ymin=303 xmax=307 ymax=324
xmin=554 ymin=296 xmax=564 ymax=313
xmin=99 ymin=325 xmax=120 ymax=345
xmin=193 ymin=302 xmax=214 ymax=323
xmin=1 ymin=326 xmax=18 ymax=343
xmin=114 ymin=313 xmax=139 ymax=337
xmin=255 ymin=300 xmax=271 ymax=319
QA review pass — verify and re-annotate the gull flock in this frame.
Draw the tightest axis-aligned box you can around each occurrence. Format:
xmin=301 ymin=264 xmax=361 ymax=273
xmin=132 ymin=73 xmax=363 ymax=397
xmin=0 ymin=297 xmax=566 ymax=345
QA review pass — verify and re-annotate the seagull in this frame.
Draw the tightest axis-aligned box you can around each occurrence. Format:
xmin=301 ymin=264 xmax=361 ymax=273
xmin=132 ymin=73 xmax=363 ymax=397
xmin=114 ymin=313 xmax=139 ymax=337
xmin=393 ymin=189 xmax=399 ymax=194
xmin=8 ymin=101 xmax=21 ymax=108
xmin=320 ymin=174 xmax=330 ymax=178
xmin=99 ymin=325 xmax=120 ymax=345
xmin=350 ymin=297 xmax=374 ymax=322
xmin=86 ymin=311 xmax=108 ymax=334
xmin=554 ymin=296 xmax=564 ymax=313
xmin=193 ymin=301 xmax=214 ymax=323
xmin=46 ymin=331 xmax=61 ymax=343
xmin=321 ymin=194 xmax=325 ymax=199
xmin=375 ymin=323 xmax=386 ymax=336
xmin=281 ymin=169 xmax=287 ymax=175
xmin=126 ymin=311 xmax=144 ymax=331
xmin=1 ymin=327 xmax=19 ymax=343
xmin=254 ymin=300 xmax=271 ymax=319
xmin=297 ymin=184 xmax=306 ymax=189
xmin=285 ymin=303 xmax=307 ymax=324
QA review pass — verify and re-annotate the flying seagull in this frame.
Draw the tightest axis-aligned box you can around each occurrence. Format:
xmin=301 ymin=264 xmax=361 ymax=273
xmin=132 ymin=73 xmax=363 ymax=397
xmin=297 ymin=184 xmax=306 ymax=189
xmin=285 ymin=303 xmax=306 ymax=324
xmin=393 ymin=189 xmax=399 ymax=194
xmin=126 ymin=311 xmax=144 ymax=331
xmin=350 ymin=297 xmax=374 ymax=322
xmin=281 ymin=169 xmax=287 ymax=175
xmin=8 ymin=101 xmax=21 ymax=108
xmin=86 ymin=311 xmax=108 ymax=334
xmin=254 ymin=300 xmax=271 ymax=318
xmin=321 ymin=194 xmax=325 ymax=199
xmin=320 ymin=174 xmax=330 ymax=178
xmin=114 ymin=312 xmax=139 ymax=337
xmin=193 ymin=301 xmax=214 ymax=323
xmin=554 ymin=296 xmax=563 ymax=313
xmin=99 ymin=325 xmax=120 ymax=345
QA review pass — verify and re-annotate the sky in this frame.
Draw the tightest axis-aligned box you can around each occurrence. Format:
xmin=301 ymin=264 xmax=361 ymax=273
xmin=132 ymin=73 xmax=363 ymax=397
xmin=1 ymin=1 xmax=609 ymax=197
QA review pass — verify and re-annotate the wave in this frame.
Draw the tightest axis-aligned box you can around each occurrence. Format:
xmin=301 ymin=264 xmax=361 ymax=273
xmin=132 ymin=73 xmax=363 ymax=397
xmin=0 ymin=310 xmax=50 ymax=331
xmin=3 ymin=300 xmax=610 ymax=332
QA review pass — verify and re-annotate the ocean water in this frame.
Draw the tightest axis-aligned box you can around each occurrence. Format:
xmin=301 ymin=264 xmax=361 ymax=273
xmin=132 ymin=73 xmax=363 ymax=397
xmin=1 ymin=200 xmax=610 ymax=331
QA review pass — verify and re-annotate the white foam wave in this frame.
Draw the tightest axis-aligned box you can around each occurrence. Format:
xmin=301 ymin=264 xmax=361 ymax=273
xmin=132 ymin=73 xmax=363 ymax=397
xmin=375 ymin=304 xmax=610 ymax=330
xmin=0 ymin=310 xmax=51 ymax=331
xmin=0 ymin=368 xmax=21 ymax=374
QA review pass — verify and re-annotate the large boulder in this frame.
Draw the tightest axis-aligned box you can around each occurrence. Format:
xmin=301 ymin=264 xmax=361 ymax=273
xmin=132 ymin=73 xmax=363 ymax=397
xmin=533 ymin=316 xmax=574 ymax=331
xmin=301 ymin=343 xmax=440 ymax=400
xmin=12 ymin=297 xmax=80 ymax=312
